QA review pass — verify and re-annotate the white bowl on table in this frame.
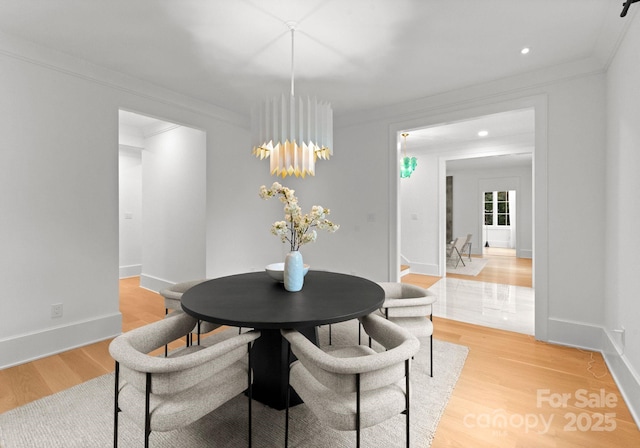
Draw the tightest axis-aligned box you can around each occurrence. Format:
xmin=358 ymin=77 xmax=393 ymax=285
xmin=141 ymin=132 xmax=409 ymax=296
xmin=265 ymin=262 xmax=310 ymax=282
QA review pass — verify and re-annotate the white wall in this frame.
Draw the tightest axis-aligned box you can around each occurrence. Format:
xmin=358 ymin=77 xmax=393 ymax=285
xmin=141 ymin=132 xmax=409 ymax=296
xmin=0 ymin=34 xmax=250 ymax=368
xmin=140 ymin=126 xmax=207 ymax=291
xmin=604 ymin=11 xmax=640 ymax=423
xmin=118 ymin=146 xmax=142 ymax=278
xmin=400 ymin=151 xmax=441 ymax=275
xmin=310 ymin=120 xmax=392 ymax=281
xmin=224 ymin=119 xmax=393 ymax=283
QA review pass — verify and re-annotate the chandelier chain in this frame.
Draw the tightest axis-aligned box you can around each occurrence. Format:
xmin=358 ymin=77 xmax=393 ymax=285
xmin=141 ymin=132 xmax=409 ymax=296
xmin=402 ymin=133 xmax=409 ymax=157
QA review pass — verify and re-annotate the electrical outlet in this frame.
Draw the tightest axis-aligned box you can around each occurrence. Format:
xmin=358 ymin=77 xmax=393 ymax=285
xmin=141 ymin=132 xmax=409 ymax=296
xmin=51 ymin=303 xmax=63 ymax=318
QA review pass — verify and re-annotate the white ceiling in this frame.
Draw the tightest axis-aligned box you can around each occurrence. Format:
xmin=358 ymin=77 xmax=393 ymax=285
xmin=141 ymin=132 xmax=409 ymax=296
xmin=406 ymin=108 xmax=535 ymax=152
xmin=4 ymin=1 xmax=633 ymax=170
xmin=0 ymin=0 xmax=633 ymax=118
xmin=404 ymin=108 xmax=535 ymax=172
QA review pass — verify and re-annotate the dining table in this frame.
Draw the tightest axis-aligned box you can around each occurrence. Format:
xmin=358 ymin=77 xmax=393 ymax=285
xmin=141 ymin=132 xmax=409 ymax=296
xmin=181 ymin=270 xmax=384 ymax=410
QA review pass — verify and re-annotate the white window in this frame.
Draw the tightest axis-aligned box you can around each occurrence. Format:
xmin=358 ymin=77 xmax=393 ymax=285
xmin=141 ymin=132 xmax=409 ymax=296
xmin=484 ymin=191 xmax=511 ymax=226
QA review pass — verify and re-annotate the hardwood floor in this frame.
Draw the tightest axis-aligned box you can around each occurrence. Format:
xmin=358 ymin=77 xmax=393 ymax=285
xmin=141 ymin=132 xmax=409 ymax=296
xmin=451 ymin=250 xmax=532 ymax=288
xmin=430 ymin=318 xmax=639 ymax=447
xmin=1 ymin=276 xmax=638 ymax=447
xmin=404 ymin=250 xmax=532 ymax=289
xmin=401 ymin=253 xmax=639 ymax=446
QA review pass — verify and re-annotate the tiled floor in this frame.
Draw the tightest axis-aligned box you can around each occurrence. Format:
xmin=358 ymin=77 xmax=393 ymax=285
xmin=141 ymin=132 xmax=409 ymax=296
xmin=428 ymin=277 xmax=535 ymax=335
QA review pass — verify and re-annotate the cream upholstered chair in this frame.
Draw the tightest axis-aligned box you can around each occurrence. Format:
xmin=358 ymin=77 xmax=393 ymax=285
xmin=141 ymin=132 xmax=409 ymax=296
xmin=109 ymin=311 xmax=260 ymax=448
xmin=377 ymin=282 xmax=436 ymax=377
xmin=159 ymin=280 xmax=219 ymax=354
xmin=282 ymin=313 xmax=420 ymax=448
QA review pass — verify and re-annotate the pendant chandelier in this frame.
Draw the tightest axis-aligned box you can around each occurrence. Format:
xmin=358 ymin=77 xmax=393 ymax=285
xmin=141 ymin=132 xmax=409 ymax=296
xmin=251 ymin=22 xmax=333 ymax=178
xmin=400 ymin=133 xmax=417 ymax=178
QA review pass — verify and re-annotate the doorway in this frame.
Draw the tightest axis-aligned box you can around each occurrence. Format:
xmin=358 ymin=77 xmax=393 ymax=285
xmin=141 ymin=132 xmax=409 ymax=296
xmin=398 ymin=107 xmax=535 ymax=334
xmin=118 ymin=110 xmax=207 ymax=292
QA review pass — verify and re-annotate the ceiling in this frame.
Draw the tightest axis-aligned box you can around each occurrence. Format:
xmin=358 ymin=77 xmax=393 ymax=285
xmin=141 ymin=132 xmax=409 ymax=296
xmin=0 ymin=1 xmax=633 ymax=119
xmin=407 ymin=108 xmax=535 ymax=152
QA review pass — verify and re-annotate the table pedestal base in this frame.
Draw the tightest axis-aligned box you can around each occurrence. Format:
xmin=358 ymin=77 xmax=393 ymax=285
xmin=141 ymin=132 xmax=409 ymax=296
xmin=250 ymin=326 xmax=318 ymax=410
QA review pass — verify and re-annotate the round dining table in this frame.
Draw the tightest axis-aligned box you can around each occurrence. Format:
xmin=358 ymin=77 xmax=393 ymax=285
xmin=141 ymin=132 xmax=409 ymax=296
xmin=181 ymin=270 xmax=384 ymax=410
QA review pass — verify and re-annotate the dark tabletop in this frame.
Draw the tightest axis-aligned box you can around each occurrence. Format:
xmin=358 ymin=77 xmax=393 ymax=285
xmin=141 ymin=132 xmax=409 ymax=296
xmin=181 ymin=270 xmax=384 ymax=330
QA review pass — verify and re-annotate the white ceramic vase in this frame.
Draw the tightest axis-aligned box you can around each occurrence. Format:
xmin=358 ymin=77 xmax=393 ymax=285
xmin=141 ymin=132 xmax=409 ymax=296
xmin=284 ymin=251 xmax=304 ymax=292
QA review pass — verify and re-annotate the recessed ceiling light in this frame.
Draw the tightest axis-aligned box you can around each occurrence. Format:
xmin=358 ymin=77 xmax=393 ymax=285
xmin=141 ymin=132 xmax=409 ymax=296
xmin=521 ymin=47 xmax=530 ymax=55
xmin=478 ymin=130 xmax=489 ymax=137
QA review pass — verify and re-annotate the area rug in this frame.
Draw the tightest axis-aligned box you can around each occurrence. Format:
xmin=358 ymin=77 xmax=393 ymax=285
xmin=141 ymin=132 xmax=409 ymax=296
xmin=0 ymin=321 xmax=468 ymax=448
xmin=446 ymin=257 xmax=488 ymax=276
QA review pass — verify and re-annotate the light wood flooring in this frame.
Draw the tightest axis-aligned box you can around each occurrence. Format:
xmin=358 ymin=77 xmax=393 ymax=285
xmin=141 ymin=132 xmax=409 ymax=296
xmin=453 ymin=248 xmax=532 ymax=288
xmin=404 ymin=249 xmax=532 ymax=290
xmin=1 ymin=276 xmax=638 ymax=447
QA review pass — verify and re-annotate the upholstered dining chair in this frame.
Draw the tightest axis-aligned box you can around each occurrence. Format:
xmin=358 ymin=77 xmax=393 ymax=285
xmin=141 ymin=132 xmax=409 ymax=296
xmin=109 ymin=311 xmax=260 ymax=448
xmin=159 ymin=280 xmax=219 ymax=355
xmin=282 ymin=313 xmax=420 ymax=448
xmin=377 ymin=282 xmax=436 ymax=377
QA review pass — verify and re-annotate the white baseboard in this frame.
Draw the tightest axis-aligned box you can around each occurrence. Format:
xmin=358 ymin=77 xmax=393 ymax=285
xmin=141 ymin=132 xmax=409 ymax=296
xmin=546 ymin=318 xmax=640 ymax=430
xmin=119 ymin=264 xmax=141 ymax=278
xmin=0 ymin=313 xmax=122 ymax=369
xmin=602 ymin=330 xmax=640 ymax=428
xmin=518 ymin=249 xmax=533 ymax=259
xmin=140 ymin=274 xmax=174 ymax=293
xmin=546 ymin=317 xmax=603 ymax=350
xmin=403 ymin=262 xmax=439 ymax=277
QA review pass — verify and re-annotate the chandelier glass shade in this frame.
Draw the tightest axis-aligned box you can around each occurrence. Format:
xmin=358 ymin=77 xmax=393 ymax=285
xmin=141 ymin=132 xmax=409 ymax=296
xmin=400 ymin=155 xmax=417 ymax=178
xmin=400 ymin=133 xmax=417 ymax=178
xmin=251 ymin=23 xmax=333 ymax=178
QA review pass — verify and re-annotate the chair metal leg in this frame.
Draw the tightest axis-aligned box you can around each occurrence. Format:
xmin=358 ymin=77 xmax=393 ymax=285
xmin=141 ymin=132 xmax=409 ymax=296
xmin=430 ymin=315 xmax=434 ymax=377
xmin=285 ymin=341 xmax=292 ymax=448
xmin=405 ymin=359 xmax=410 ymax=448
xmin=358 ymin=322 xmax=362 ymax=345
xmin=114 ymin=361 xmax=120 ymax=448
xmin=329 ymin=324 xmax=332 ymax=345
xmin=145 ymin=372 xmax=152 ymax=448
xmin=454 ymin=247 xmax=465 ymax=268
xmin=247 ymin=342 xmax=253 ymax=448
xmin=164 ymin=309 xmax=169 ymax=357
xmin=197 ymin=320 xmax=201 ymax=345
xmin=356 ymin=373 xmax=361 ymax=448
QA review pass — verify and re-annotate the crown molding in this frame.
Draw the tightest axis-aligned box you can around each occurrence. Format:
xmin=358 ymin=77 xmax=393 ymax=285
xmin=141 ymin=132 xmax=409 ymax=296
xmin=119 ymin=144 xmax=144 ymax=152
xmin=143 ymin=123 xmax=182 ymax=138
xmin=593 ymin=4 xmax=637 ymax=70
xmin=336 ymin=56 xmax=605 ymax=128
xmin=0 ymin=31 xmax=249 ymax=129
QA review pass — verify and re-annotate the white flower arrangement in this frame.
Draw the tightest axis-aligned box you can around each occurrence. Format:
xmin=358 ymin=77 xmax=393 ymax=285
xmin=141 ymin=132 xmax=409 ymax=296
xmin=259 ymin=182 xmax=339 ymax=252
